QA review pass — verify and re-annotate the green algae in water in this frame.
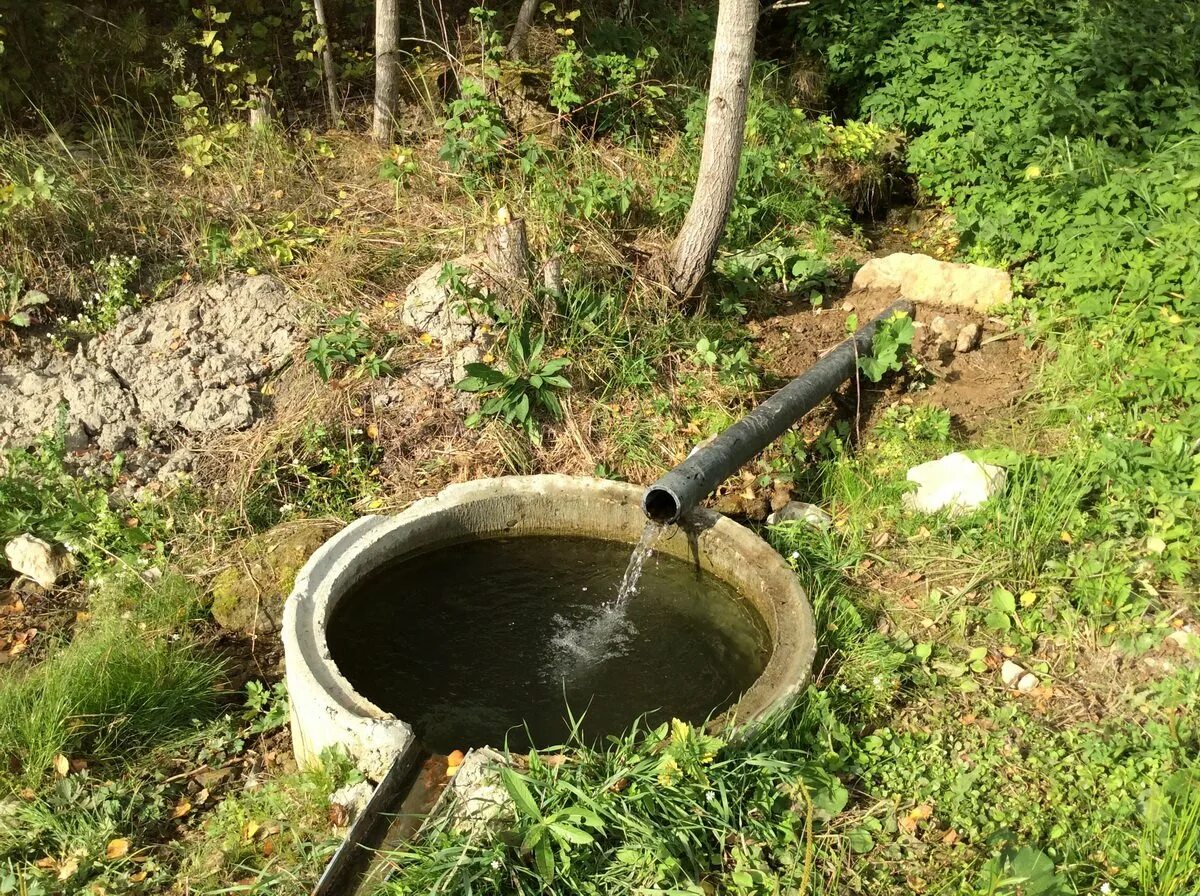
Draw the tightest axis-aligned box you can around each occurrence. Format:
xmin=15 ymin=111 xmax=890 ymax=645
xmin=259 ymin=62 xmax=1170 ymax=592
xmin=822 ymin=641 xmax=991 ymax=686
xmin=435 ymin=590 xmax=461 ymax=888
xmin=325 ymin=534 xmax=771 ymax=753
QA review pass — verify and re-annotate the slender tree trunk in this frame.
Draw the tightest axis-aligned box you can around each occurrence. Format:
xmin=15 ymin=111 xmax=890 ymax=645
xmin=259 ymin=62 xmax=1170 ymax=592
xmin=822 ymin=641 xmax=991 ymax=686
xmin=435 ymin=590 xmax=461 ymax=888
xmin=661 ymin=0 xmax=758 ymax=300
xmin=506 ymin=0 xmax=539 ymax=60
xmin=373 ymin=0 xmax=402 ymax=143
xmin=312 ymin=0 xmax=342 ymax=125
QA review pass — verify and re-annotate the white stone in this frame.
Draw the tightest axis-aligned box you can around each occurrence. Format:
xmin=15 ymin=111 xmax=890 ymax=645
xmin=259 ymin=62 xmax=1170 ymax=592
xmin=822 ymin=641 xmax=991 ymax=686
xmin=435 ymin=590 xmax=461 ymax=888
xmin=767 ymin=501 xmax=832 ymax=528
xmin=4 ymin=534 xmax=75 ymax=589
xmin=1016 ymin=673 xmax=1039 ymax=693
xmin=448 ymin=748 xmax=514 ymax=837
xmin=901 ymin=452 xmax=1006 ymax=516
xmin=1000 ymin=660 xmax=1024 ymax=689
xmin=853 ymin=253 xmax=1012 ymax=311
xmin=955 ymin=322 xmax=982 ymax=353
xmin=1165 ymin=628 xmax=1198 ymax=651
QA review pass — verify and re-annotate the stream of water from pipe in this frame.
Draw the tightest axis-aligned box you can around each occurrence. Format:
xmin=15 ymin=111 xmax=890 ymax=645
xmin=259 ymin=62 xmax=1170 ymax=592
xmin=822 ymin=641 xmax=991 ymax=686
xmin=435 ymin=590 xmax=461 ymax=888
xmin=550 ymin=521 xmax=667 ymax=670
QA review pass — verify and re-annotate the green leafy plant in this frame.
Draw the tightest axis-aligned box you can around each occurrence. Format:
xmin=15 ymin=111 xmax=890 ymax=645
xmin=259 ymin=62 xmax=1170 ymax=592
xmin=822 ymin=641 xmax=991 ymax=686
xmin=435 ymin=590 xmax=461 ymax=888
xmin=305 ymin=312 xmax=391 ymax=382
xmin=500 ymin=766 xmax=604 ymax=883
xmin=856 ymin=310 xmax=914 ymax=382
xmin=455 ymin=330 xmax=571 ymax=443
xmin=0 ymin=269 xmax=47 ymax=329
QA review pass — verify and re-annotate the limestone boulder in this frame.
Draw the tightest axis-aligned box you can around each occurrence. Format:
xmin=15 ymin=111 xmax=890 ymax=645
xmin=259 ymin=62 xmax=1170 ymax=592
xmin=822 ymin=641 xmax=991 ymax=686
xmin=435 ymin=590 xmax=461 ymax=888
xmin=902 ymin=452 xmax=1007 ymax=516
xmin=853 ymin=253 xmax=1011 ymax=312
xmin=4 ymin=534 xmax=76 ymax=589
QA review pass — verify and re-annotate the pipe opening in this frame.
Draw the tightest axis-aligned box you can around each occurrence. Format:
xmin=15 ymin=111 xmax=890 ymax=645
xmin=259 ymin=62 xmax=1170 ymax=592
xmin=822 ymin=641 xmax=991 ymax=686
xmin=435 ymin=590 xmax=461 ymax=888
xmin=643 ymin=486 xmax=681 ymax=524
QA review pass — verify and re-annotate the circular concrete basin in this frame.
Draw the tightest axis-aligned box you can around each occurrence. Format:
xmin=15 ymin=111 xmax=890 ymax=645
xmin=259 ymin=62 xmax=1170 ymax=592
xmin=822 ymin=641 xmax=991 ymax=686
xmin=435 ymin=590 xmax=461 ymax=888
xmin=282 ymin=475 xmax=816 ymax=779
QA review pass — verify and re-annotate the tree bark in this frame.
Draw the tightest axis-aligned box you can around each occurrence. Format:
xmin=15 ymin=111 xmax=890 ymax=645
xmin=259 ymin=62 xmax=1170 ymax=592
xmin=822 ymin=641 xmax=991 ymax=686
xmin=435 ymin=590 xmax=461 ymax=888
xmin=373 ymin=0 xmax=402 ymax=144
xmin=506 ymin=0 xmax=540 ymax=60
xmin=312 ymin=0 xmax=342 ymax=125
xmin=661 ymin=0 xmax=759 ymax=300
xmin=485 ymin=219 xmax=533 ymax=286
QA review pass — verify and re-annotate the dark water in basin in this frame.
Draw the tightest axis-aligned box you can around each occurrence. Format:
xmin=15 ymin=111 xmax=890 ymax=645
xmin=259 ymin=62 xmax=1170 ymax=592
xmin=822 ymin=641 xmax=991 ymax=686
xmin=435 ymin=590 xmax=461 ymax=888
xmin=325 ymin=534 xmax=771 ymax=753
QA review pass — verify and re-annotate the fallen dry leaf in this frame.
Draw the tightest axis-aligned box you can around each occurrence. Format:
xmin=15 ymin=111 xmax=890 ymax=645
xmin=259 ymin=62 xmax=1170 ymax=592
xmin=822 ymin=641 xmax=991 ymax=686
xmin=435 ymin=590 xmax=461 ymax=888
xmin=105 ymin=838 xmax=131 ymax=860
xmin=57 ymin=856 xmax=79 ymax=881
xmin=900 ymin=804 xmax=934 ymax=833
xmin=129 ymin=870 xmax=148 ymax=883
xmin=53 ymin=754 xmax=70 ymax=777
xmin=171 ymin=799 xmax=192 ymax=819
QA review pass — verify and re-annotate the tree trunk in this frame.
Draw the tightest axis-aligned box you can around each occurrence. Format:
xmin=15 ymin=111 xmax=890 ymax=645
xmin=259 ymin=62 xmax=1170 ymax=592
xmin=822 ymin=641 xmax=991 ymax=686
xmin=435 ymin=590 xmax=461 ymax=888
xmin=661 ymin=0 xmax=758 ymax=300
xmin=312 ymin=0 xmax=342 ymax=125
xmin=485 ymin=219 xmax=533 ymax=286
xmin=506 ymin=0 xmax=540 ymax=60
xmin=373 ymin=0 xmax=402 ymax=144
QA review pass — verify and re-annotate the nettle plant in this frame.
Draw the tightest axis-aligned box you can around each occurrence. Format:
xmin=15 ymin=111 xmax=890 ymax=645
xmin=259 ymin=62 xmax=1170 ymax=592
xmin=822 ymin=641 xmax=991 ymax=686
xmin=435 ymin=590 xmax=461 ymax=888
xmin=855 ymin=309 xmax=915 ymax=382
xmin=456 ymin=330 xmax=571 ymax=443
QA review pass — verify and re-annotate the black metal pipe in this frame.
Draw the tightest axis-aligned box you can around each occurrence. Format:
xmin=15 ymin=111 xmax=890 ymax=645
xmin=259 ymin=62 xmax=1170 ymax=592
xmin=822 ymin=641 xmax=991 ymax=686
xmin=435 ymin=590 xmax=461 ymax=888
xmin=643 ymin=300 xmax=914 ymax=524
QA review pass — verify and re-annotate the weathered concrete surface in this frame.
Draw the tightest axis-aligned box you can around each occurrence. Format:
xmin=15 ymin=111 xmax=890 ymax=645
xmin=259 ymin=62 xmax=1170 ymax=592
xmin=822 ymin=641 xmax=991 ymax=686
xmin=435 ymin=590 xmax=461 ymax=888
xmin=282 ymin=475 xmax=817 ymax=780
xmin=853 ymin=253 xmax=1012 ymax=312
xmin=0 ymin=276 xmax=297 ymax=456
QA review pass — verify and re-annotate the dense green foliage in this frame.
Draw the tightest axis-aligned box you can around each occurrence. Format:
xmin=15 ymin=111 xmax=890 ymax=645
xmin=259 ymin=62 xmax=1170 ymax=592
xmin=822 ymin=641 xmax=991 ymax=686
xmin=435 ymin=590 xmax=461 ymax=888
xmin=801 ymin=0 xmax=1200 ymax=618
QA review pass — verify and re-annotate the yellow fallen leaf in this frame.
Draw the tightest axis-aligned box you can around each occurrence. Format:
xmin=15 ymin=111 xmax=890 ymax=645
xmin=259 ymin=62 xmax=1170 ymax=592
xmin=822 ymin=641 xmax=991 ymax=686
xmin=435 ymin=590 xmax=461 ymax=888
xmin=130 ymin=870 xmax=148 ymax=882
xmin=57 ymin=856 xmax=79 ymax=881
xmin=171 ymin=800 xmax=192 ymax=819
xmin=366 ymin=423 xmax=379 ymax=441
xmin=243 ymin=821 xmax=260 ymax=841
xmin=419 ymin=332 xmax=434 ymax=345
xmin=1060 ymin=530 xmax=1073 ymax=544
xmin=106 ymin=838 xmax=131 ymax=860
xmin=53 ymin=754 xmax=70 ymax=777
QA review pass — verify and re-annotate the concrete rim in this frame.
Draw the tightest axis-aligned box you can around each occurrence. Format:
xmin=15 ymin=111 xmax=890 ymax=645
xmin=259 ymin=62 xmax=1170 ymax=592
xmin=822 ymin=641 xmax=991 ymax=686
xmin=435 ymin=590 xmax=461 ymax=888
xmin=283 ymin=475 xmax=817 ymax=779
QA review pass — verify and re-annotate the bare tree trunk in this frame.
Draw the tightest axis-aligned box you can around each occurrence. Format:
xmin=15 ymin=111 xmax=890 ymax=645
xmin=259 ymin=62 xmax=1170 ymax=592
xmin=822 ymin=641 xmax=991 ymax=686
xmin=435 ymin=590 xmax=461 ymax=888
xmin=506 ymin=0 xmax=539 ymax=60
xmin=373 ymin=0 xmax=402 ymax=143
xmin=485 ymin=219 xmax=532 ymax=286
xmin=312 ymin=0 xmax=342 ymax=125
xmin=661 ymin=0 xmax=758 ymax=300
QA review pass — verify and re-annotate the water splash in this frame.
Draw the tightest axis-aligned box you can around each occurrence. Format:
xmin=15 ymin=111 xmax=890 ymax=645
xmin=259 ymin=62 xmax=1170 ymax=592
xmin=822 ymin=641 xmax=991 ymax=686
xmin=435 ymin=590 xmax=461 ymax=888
xmin=548 ymin=521 xmax=667 ymax=677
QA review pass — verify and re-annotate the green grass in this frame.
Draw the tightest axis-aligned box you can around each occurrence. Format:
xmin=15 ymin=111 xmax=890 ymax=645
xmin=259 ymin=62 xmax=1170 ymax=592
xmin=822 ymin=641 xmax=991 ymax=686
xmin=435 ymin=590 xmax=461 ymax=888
xmin=0 ymin=576 xmax=221 ymax=788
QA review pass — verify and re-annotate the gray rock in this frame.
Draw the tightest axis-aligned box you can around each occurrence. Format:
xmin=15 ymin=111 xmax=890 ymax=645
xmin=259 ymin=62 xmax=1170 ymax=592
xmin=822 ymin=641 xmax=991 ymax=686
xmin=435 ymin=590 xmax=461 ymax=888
xmin=955 ymin=322 xmax=982 ymax=353
xmin=901 ymin=452 xmax=1006 ymax=515
xmin=4 ymin=534 xmax=76 ymax=588
xmin=766 ymin=501 xmax=832 ymax=528
xmin=447 ymin=748 xmax=515 ymax=838
xmin=0 ymin=275 xmax=297 ymax=461
xmin=853 ymin=253 xmax=1012 ymax=311
xmin=400 ymin=255 xmax=501 ymax=347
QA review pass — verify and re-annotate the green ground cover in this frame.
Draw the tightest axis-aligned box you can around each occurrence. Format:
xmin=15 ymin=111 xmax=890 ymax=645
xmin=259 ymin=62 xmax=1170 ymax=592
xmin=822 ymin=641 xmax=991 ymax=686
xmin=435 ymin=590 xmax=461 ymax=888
xmin=0 ymin=1 xmax=1196 ymax=893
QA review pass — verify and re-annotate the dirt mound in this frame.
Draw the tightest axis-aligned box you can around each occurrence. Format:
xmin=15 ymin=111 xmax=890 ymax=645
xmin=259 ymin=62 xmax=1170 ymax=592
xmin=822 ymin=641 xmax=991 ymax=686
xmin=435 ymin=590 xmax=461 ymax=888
xmin=752 ymin=287 xmax=1034 ymax=436
xmin=0 ymin=275 xmax=298 ymax=475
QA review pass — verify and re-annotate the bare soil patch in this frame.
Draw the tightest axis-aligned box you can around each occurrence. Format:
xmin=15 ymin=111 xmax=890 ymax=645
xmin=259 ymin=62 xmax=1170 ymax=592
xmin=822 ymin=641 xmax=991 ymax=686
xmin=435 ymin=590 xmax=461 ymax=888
xmin=751 ymin=287 xmax=1037 ymax=438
